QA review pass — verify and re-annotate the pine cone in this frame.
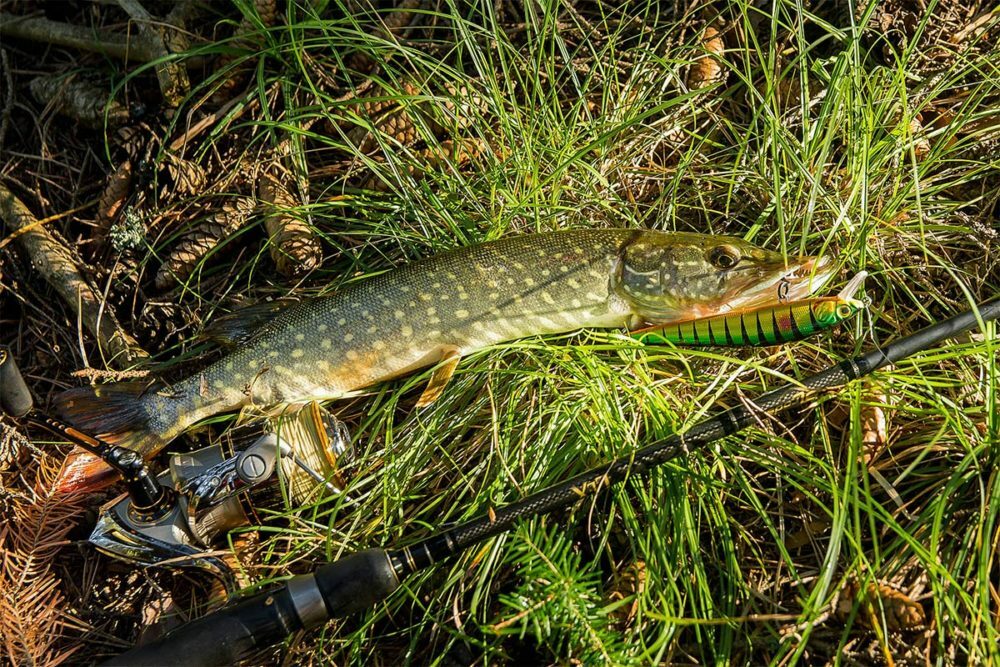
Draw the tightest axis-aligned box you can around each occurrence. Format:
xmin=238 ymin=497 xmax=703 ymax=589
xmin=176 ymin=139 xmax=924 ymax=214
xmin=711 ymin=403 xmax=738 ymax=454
xmin=258 ymin=170 xmax=321 ymax=277
xmin=348 ymin=106 xmax=422 ymax=153
xmin=29 ymin=74 xmax=129 ymax=128
xmin=350 ymin=81 xmax=422 ymax=121
xmin=686 ymin=21 xmax=726 ymax=90
xmin=246 ymin=0 xmax=279 ymax=30
xmin=362 ymin=137 xmax=487 ymax=191
xmin=115 ymin=123 xmax=156 ymax=163
xmin=344 ymin=81 xmax=485 ymax=153
xmin=96 ymin=160 xmax=135 ymax=237
xmin=211 ymin=0 xmax=279 ymax=104
xmin=346 ymin=0 xmax=421 ymax=73
xmin=437 ymin=82 xmax=487 ymax=132
xmin=836 ymin=579 xmax=926 ymax=631
xmin=341 ymin=81 xmax=422 ymax=151
xmin=137 ymin=301 xmax=185 ymax=347
xmin=162 ymin=152 xmax=208 ymax=198
xmin=155 ymin=196 xmax=257 ymax=289
xmin=381 ymin=0 xmax=421 ymax=35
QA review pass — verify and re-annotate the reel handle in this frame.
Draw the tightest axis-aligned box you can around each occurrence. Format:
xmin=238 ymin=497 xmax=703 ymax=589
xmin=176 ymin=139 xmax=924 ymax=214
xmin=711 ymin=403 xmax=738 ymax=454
xmin=0 ymin=345 xmax=34 ymax=418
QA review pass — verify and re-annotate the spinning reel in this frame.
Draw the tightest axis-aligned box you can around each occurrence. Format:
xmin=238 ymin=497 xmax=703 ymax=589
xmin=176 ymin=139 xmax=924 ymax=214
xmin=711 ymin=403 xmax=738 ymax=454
xmin=0 ymin=347 xmax=350 ymax=590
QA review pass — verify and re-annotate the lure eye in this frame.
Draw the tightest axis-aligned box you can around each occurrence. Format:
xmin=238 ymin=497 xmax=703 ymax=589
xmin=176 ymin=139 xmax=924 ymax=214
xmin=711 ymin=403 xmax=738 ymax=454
xmin=708 ymin=245 xmax=741 ymax=270
xmin=836 ymin=304 xmax=853 ymax=318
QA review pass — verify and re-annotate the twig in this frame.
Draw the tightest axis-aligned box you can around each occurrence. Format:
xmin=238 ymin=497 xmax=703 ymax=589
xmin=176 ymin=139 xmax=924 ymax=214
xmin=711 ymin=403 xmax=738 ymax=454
xmin=0 ymin=198 xmax=100 ymax=252
xmin=0 ymin=183 xmax=148 ymax=368
xmin=117 ymin=0 xmax=190 ymax=107
xmin=0 ymin=12 xmax=158 ymax=62
xmin=0 ymin=49 xmax=12 ymax=151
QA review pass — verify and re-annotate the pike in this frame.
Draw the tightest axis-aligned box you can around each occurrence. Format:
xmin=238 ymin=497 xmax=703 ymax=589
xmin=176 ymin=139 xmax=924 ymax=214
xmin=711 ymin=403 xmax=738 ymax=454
xmin=54 ymin=229 xmax=837 ymax=492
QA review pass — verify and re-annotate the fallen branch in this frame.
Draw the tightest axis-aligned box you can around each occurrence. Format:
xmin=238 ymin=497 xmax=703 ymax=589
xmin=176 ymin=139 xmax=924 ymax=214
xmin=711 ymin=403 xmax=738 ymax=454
xmin=0 ymin=12 xmax=158 ymax=62
xmin=0 ymin=184 xmax=148 ymax=367
xmin=0 ymin=12 xmax=206 ymax=71
xmin=117 ymin=0 xmax=190 ymax=106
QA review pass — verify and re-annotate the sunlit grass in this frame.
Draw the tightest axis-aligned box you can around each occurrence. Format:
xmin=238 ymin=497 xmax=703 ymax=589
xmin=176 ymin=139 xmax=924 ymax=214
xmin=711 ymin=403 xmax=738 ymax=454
xmin=129 ymin=0 xmax=1000 ymax=663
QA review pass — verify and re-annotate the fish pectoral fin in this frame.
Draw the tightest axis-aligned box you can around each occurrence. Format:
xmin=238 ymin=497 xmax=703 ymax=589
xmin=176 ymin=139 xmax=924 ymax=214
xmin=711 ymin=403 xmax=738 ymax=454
xmin=415 ymin=347 xmax=462 ymax=408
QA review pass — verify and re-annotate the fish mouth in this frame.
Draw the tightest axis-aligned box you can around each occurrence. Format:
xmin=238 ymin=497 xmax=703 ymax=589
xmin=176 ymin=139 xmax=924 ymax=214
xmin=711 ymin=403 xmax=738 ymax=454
xmin=780 ymin=254 xmax=836 ymax=300
xmin=719 ymin=254 xmax=837 ymax=313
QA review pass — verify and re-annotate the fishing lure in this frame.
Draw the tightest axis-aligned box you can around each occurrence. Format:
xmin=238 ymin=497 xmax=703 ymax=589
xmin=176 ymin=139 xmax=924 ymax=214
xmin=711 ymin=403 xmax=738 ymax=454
xmin=632 ymin=272 xmax=868 ymax=346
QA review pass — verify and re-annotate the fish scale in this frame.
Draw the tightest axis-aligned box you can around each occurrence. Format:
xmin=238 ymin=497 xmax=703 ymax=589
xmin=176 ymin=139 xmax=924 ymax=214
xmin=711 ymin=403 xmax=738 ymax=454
xmin=53 ymin=228 xmax=836 ymax=492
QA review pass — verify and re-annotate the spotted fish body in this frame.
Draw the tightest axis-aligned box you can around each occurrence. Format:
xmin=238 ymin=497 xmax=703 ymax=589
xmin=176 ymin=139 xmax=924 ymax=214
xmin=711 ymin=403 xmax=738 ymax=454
xmin=633 ymin=297 xmax=863 ymax=346
xmin=54 ymin=229 xmax=836 ymax=491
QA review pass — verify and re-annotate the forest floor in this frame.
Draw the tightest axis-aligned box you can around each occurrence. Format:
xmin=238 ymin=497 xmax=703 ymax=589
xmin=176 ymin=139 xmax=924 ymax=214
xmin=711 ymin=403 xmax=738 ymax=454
xmin=1 ymin=0 xmax=999 ymax=664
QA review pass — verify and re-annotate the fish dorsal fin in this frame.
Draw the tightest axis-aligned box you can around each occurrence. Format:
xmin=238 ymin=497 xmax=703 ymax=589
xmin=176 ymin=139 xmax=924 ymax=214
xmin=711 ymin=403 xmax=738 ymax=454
xmin=202 ymin=297 xmax=299 ymax=348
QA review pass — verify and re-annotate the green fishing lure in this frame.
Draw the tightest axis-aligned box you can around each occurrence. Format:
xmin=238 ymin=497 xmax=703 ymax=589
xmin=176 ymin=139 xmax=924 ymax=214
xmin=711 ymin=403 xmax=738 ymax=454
xmin=633 ymin=272 xmax=868 ymax=346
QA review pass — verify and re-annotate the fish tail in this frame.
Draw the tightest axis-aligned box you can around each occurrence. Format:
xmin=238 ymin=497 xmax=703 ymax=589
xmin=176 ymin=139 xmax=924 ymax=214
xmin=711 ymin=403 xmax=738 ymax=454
xmin=51 ymin=383 xmax=168 ymax=493
xmin=54 ymin=450 xmax=121 ymax=494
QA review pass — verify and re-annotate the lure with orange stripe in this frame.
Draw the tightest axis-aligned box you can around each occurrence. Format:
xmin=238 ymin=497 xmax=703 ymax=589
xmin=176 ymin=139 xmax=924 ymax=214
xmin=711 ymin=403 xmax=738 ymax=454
xmin=632 ymin=272 xmax=867 ymax=346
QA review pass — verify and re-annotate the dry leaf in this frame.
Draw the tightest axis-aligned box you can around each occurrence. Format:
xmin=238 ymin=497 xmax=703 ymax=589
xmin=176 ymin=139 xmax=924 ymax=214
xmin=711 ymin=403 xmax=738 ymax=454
xmin=785 ymin=518 xmax=832 ymax=550
xmin=861 ymin=391 xmax=889 ymax=465
xmin=837 ymin=579 xmax=926 ymax=631
xmin=687 ymin=22 xmax=726 ymax=90
xmin=909 ymin=116 xmax=931 ymax=162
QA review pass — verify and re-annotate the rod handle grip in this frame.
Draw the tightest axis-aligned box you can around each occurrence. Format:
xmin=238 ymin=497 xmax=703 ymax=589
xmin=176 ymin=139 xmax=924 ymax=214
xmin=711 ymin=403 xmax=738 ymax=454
xmin=103 ymin=550 xmax=399 ymax=666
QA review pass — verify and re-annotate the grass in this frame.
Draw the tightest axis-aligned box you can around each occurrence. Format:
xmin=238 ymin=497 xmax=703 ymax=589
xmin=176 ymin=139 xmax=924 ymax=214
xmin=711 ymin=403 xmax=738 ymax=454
xmin=1 ymin=0 xmax=998 ymax=664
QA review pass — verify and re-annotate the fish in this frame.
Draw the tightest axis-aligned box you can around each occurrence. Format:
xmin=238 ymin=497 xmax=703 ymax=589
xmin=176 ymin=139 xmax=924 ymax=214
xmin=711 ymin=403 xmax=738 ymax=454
xmin=632 ymin=271 xmax=867 ymax=346
xmin=53 ymin=228 xmax=835 ymax=492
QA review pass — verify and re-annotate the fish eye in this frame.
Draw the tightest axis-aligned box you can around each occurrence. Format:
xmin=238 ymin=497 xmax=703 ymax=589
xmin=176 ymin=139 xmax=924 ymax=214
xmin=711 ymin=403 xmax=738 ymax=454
xmin=708 ymin=245 xmax=741 ymax=270
xmin=837 ymin=304 xmax=853 ymax=318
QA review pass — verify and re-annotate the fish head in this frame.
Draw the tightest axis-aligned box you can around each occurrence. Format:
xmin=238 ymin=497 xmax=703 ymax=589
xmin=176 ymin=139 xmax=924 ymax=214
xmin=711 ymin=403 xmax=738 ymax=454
xmin=615 ymin=232 xmax=836 ymax=324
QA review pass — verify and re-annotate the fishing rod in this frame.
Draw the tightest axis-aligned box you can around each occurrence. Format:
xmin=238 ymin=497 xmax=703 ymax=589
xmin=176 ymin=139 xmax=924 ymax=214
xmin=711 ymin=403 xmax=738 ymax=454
xmin=103 ymin=295 xmax=1000 ymax=666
